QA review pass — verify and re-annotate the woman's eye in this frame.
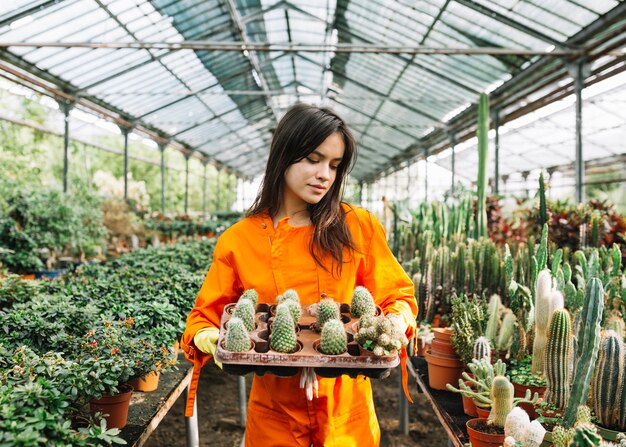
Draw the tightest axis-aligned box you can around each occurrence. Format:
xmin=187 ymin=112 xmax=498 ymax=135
xmin=330 ymin=165 xmax=339 ymax=170
xmin=306 ymin=157 xmax=318 ymax=164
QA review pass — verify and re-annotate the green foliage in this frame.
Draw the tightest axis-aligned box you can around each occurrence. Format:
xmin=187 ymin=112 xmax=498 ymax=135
xmin=509 ymin=356 xmax=546 ymax=388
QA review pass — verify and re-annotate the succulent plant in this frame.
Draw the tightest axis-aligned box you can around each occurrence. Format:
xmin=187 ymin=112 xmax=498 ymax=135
xmin=351 ymin=286 xmax=376 ymax=318
xmin=240 ymin=289 xmax=258 ymax=307
xmin=283 ymin=299 xmax=302 ymax=327
xmin=320 ymin=319 xmax=347 ymax=355
xmin=520 ymin=420 xmax=547 ymax=447
xmin=225 ymin=317 xmax=251 ymax=352
xmin=316 ymin=298 xmax=340 ymax=331
xmin=489 ymin=375 xmax=514 ymax=427
xmin=592 ymin=330 xmax=624 ymax=431
xmin=233 ymin=298 xmax=255 ymax=332
xmin=504 ymin=407 xmax=530 ymax=441
xmin=355 ymin=314 xmax=407 ymax=355
xmin=270 ymin=304 xmax=298 ymax=353
xmin=532 ymin=269 xmax=553 ymax=375
xmin=278 ymin=289 xmax=299 ymax=303
xmin=544 ymin=308 xmax=572 ymax=410
xmin=473 ymin=336 xmax=491 ymax=362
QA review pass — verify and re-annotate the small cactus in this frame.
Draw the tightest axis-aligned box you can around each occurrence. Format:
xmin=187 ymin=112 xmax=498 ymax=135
xmin=576 ymin=405 xmax=593 ymax=427
xmin=233 ymin=298 xmax=255 ymax=332
xmin=270 ymin=304 xmax=298 ymax=353
xmin=351 ymin=286 xmax=376 ymax=318
xmin=316 ymin=298 xmax=340 ymax=331
xmin=592 ymin=330 xmax=624 ymax=430
xmin=552 ymin=426 xmax=571 ymax=447
xmin=320 ymin=319 xmax=347 ymax=355
xmin=473 ymin=336 xmax=492 ymax=362
xmin=570 ymin=425 xmax=602 ymax=446
xmin=520 ymin=420 xmax=546 ymax=447
xmin=240 ymin=289 xmax=258 ymax=307
xmin=544 ymin=308 xmax=572 ymax=410
xmin=489 ymin=375 xmax=514 ymax=427
xmin=225 ymin=317 xmax=252 ymax=352
xmin=283 ymin=300 xmax=302 ymax=326
xmin=278 ymin=289 xmax=300 ymax=303
xmin=358 ymin=314 xmax=376 ymax=331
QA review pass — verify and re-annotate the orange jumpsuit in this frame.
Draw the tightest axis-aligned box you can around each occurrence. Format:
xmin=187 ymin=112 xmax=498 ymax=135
xmin=182 ymin=204 xmax=417 ymax=447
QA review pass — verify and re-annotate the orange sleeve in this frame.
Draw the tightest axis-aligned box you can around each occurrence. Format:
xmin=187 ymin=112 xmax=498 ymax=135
xmin=181 ymin=236 xmax=242 ymax=364
xmin=357 ymin=211 xmax=418 ymax=340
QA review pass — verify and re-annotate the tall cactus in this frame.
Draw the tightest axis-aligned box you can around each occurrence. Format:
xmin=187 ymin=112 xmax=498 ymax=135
xmin=544 ymin=308 xmax=572 ymax=410
xmin=486 ymin=294 xmax=501 ymax=343
xmin=532 ymin=269 xmax=553 ymax=375
xmin=563 ymin=278 xmax=605 ymax=427
xmin=592 ymin=330 xmax=624 ymax=430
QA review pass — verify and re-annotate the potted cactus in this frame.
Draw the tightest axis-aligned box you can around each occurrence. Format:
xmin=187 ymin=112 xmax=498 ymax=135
xmin=466 ymin=375 xmax=515 ymax=447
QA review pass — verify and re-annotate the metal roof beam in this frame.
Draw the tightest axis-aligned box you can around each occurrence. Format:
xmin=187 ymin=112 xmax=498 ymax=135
xmin=0 ymin=0 xmax=68 ymax=28
xmin=453 ymin=0 xmax=573 ymax=48
xmin=224 ymin=0 xmax=279 ymax=122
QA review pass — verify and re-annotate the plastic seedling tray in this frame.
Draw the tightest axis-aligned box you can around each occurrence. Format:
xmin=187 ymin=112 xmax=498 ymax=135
xmin=214 ymin=303 xmax=399 ymax=379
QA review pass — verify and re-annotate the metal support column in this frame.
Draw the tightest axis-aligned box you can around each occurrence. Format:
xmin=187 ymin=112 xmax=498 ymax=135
xmin=492 ymin=109 xmax=500 ymax=194
xmin=358 ymin=180 xmax=364 ymax=206
xmin=424 ymin=148 xmax=429 ymax=202
xmin=216 ymin=169 xmax=222 ymax=212
xmin=184 ymin=152 xmax=191 ymax=215
xmin=399 ymin=363 xmax=409 ymax=435
xmin=158 ymin=143 xmax=167 ymax=214
xmin=120 ymin=126 xmax=131 ymax=200
xmin=449 ymin=133 xmax=456 ymax=196
xmin=202 ymin=160 xmax=208 ymax=218
xmin=568 ymin=60 xmax=589 ymax=203
xmin=58 ymin=100 xmax=74 ymax=193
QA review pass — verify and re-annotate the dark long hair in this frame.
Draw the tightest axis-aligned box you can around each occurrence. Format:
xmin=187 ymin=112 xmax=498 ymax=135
xmin=247 ymin=103 xmax=357 ymax=276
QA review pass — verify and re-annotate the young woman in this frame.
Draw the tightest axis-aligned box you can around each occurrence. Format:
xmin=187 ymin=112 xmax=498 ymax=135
xmin=182 ymin=103 xmax=417 ymax=446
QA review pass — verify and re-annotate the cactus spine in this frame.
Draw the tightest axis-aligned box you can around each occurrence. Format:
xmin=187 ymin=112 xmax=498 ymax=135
xmin=489 ymin=375 xmax=514 ymax=427
xmin=563 ymin=278 xmax=605 ymax=428
xmin=544 ymin=308 xmax=572 ymax=410
xmin=225 ymin=317 xmax=252 ymax=352
xmin=233 ymin=298 xmax=255 ymax=331
xmin=532 ymin=269 xmax=553 ymax=375
xmin=351 ymin=286 xmax=376 ymax=318
xmin=473 ymin=336 xmax=491 ymax=362
xmin=270 ymin=303 xmax=298 ymax=353
xmin=592 ymin=330 xmax=624 ymax=430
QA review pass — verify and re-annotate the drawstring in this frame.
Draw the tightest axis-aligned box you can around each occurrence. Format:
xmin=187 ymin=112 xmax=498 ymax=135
xmin=400 ymin=346 xmax=413 ymax=404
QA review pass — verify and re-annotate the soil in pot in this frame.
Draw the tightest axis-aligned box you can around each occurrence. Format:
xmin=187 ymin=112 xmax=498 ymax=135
xmin=466 ymin=418 xmax=505 ymax=447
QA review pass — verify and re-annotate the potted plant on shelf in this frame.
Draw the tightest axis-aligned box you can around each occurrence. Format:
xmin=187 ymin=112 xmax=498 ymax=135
xmin=509 ymin=356 xmax=546 ymax=420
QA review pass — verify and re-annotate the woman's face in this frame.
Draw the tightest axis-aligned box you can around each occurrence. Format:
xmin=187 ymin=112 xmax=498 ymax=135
xmin=283 ymin=131 xmax=345 ymax=208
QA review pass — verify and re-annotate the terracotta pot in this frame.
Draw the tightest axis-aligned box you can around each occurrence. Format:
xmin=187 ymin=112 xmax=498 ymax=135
xmin=416 ymin=340 xmax=429 ymax=357
xmin=89 ymin=385 xmax=133 ymax=429
xmin=475 ymin=405 xmax=491 ymax=419
xmin=513 ymin=382 xmax=545 ymax=419
xmin=424 ymin=350 xmax=464 ymax=390
xmin=431 ymin=338 xmax=456 ymax=356
xmin=128 ymin=370 xmax=160 ymax=392
xmin=431 ymin=314 xmax=441 ymax=327
xmin=466 ymin=418 xmax=505 ymax=447
xmin=432 ymin=327 xmax=453 ymax=342
xmin=462 ymin=393 xmax=478 ymax=417
xmin=595 ymin=424 xmax=626 ymax=441
xmin=20 ymin=274 xmax=35 ymax=280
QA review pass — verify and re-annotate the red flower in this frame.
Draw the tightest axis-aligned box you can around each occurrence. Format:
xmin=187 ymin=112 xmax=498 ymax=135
xmin=91 ymin=340 xmax=98 ymax=347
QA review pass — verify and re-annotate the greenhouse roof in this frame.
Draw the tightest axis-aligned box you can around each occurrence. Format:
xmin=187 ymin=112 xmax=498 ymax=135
xmin=0 ymin=0 xmax=625 ymax=181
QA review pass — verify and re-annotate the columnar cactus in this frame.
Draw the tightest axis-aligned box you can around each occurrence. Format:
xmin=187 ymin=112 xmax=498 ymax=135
xmin=489 ymin=375 xmax=514 ymax=427
xmin=544 ymin=308 xmax=572 ymax=410
xmin=570 ymin=425 xmax=602 ymax=447
xmin=592 ymin=330 xmax=624 ymax=430
xmin=320 ymin=319 xmax=347 ymax=355
xmin=316 ymin=298 xmax=340 ymax=331
xmin=241 ymin=289 xmax=258 ymax=307
xmin=497 ymin=310 xmax=516 ymax=351
xmin=351 ymin=286 xmax=376 ymax=318
xmin=486 ymin=294 xmax=501 ymax=343
xmin=270 ymin=304 xmax=298 ymax=353
xmin=605 ymin=314 xmax=625 ymax=340
xmin=277 ymin=289 xmax=299 ymax=304
xmin=532 ymin=269 xmax=553 ymax=375
xmin=563 ymin=278 xmax=605 ymax=428
xmin=225 ymin=317 xmax=251 ymax=352
xmin=233 ymin=298 xmax=255 ymax=331
xmin=473 ymin=336 xmax=492 ymax=362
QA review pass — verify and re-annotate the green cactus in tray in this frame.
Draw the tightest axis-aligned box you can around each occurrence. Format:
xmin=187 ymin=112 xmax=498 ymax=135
xmin=225 ymin=317 xmax=252 ymax=352
xmin=240 ymin=289 xmax=258 ymax=307
xmin=351 ymin=286 xmax=376 ymax=318
xmin=278 ymin=289 xmax=299 ymax=303
xmin=270 ymin=303 xmax=298 ymax=353
xmin=233 ymin=297 xmax=255 ymax=332
xmin=316 ymin=298 xmax=340 ymax=331
xmin=320 ymin=319 xmax=347 ymax=355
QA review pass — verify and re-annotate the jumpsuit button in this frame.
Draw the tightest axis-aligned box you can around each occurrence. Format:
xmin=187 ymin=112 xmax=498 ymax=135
xmin=321 ymin=293 xmax=327 ymax=298
xmin=261 ymin=223 xmax=267 ymax=229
